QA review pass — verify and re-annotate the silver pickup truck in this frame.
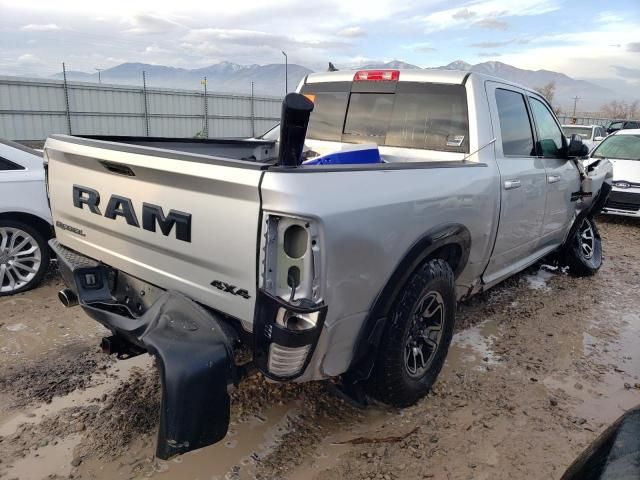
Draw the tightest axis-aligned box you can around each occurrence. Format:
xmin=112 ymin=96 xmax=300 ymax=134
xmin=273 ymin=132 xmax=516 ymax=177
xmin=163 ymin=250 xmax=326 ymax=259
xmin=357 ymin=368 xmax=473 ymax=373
xmin=44 ymin=69 xmax=612 ymax=459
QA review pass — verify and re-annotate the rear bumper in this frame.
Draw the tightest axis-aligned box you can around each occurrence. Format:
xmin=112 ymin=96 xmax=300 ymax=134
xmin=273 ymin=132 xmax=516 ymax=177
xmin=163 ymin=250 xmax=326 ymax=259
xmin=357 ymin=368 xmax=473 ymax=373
xmin=50 ymin=239 xmax=237 ymax=460
xmin=50 ymin=238 xmax=328 ymax=455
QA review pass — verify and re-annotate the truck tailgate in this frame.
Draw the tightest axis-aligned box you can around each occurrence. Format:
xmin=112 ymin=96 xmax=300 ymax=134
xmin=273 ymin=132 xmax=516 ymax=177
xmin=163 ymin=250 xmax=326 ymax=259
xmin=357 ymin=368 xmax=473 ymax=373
xmin=45 ymin=135 xmax=264 ymax=325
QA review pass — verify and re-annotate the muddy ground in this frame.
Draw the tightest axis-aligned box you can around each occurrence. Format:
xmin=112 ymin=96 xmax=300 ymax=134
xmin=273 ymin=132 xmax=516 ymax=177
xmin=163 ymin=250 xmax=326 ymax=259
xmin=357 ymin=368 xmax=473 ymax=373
xmin=1 ymin=215 xmax=639 ymax=480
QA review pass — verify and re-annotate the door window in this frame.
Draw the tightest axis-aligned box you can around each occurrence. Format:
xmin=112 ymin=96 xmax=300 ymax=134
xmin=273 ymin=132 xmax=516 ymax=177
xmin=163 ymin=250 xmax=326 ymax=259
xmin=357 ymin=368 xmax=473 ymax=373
xmin=529 ymin=97 xmax=564 ymax=157
xmin=495 ymin=89 xmax=535 ymax=156
xmin=0 ymin=157 xmax=25 ymax=171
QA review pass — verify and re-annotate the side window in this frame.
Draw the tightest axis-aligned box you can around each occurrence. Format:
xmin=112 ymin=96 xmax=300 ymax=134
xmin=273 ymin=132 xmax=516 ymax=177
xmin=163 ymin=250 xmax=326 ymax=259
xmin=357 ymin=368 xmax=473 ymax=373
xmin=529 ymin=97 xmax=564 ymax=157
xmin=0 ymin=157 xmax=25 ymax=171
xmin=495 ymin=89 xmax=535 ymax=156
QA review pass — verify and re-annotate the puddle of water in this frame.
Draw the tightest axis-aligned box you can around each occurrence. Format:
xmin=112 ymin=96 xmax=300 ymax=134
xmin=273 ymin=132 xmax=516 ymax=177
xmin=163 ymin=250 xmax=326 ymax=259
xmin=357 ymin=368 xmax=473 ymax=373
xmin=78 ymin=402 xmax=301 ymax=480
xmin=523 ymin=268 xmax=555 ymax=290
xmin=448 ymin=319 xmax=501 ymax=369
xmin=0 ymin=354 xmax=152 ymax=437
xmin=3 ymin=433 xmax=81 ymax=480
xmin=153 ymin=404 xmax=295 ymax=479
xmin=544 ymin=312 xmax=640 ymax=425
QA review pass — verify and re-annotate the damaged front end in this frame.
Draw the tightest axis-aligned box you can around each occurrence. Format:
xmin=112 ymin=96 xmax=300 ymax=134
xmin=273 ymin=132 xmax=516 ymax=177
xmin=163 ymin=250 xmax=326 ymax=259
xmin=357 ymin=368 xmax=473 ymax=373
xmin=51 ymin=239 xmax=237 ymax=460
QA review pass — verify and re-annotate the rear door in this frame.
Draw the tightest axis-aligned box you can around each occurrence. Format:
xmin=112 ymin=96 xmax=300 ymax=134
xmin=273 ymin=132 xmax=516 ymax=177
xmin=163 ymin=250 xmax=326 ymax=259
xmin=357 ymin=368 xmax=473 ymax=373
xmin=45 ymin=135 xmax=264 ymax=326
xmin=483 ymin=82 xmax=547 ymax=284
xmin=527 ymin=95 xmax=579 ymax=245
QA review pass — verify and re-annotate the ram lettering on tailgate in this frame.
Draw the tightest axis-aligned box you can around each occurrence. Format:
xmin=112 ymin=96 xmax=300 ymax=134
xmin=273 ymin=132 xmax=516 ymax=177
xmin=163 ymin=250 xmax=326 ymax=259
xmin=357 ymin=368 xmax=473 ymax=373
xmin=72 ymin=185 xmax=192 ymax=242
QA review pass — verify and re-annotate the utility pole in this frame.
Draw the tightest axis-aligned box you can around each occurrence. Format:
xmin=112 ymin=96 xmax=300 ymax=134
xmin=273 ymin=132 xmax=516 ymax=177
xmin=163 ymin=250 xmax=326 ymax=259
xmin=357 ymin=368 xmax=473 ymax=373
xmin=281 ymin=50 xmax=288 ymax=95
xmin=572 ymin=96 xmax=581 ymax=117
xmin=95 ymin=68 xmax=103 ymax=84
xmin=62 ymin=62 xmax=72 ymax=134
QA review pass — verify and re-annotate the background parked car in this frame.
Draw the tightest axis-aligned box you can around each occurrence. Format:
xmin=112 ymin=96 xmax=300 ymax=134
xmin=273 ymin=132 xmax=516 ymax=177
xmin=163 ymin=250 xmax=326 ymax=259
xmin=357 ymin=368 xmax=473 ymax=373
xmin=589 ymin=129 xmax=640 ymax=218
xmin=606 ymin=120 xmax=640 ymax=135
xmin=0 ymin=138 xmax=53 ymax=295
xmin=562 ymin=124 xmax=606 ymax=151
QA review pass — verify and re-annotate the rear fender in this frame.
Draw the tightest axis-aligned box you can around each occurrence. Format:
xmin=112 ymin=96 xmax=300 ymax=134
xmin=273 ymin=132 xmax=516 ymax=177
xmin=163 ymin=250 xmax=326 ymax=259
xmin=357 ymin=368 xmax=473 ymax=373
xmin=346 ymin=224 xmax=471 ymax=382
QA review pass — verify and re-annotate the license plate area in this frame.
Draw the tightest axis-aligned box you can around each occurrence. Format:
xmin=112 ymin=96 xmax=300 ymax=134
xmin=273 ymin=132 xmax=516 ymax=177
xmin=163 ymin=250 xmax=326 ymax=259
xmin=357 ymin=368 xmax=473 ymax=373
xmin=113 ymin=271 xmax=164 ymax=317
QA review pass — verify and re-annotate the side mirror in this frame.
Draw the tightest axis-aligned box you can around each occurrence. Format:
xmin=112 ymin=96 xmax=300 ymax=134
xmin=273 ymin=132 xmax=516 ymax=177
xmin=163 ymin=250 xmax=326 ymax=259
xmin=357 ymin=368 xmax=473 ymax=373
xmin=594 ymin=136 xmax=604 ymax=142
xmin=566 ymin=134 xmax=589 ymax=158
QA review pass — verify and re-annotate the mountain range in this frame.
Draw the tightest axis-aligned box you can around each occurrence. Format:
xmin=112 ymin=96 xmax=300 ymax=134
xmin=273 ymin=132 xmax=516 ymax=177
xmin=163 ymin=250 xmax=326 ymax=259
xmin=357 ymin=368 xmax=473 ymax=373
xmin=52 ymin=60 xmax=634 ymax=112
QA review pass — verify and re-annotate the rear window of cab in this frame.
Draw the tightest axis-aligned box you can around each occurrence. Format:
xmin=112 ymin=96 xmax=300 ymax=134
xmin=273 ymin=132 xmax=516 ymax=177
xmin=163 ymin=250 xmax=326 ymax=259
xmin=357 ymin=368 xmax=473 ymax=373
xmin=300 ymin=81 xmax=470 ymax=154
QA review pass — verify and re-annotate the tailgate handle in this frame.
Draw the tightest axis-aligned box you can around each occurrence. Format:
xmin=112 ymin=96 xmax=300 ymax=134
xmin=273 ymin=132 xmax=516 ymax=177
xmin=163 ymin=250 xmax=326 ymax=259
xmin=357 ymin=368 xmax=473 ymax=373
xmin=100 ymin=160 xmax=136 ymax=177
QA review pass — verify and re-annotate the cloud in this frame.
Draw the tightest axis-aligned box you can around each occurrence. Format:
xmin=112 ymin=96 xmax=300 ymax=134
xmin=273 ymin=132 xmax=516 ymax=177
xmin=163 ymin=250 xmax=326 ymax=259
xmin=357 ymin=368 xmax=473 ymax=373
xmin=452 ymin=8 xmax=476 ymax=20
xmin=597 ymin=12 xmax=624 ymax=24
xmin=471 ymin=38 xmax=530 ymax=48
xmin=17 ymin=53 xmax=42 ymax=64
xmin=337 ymin=26 xmax=367 ymax=38
xmin=478 ymin=51 xmax=502 ymax=57
xmin=611 ymin=65 xmax=640 ymax=79
xmin=414 ymin=44 xmax=436 ymax=53
xmin=628 ymin=43 xmax=640 ymax=52
xmin=21 ymin=23 xmax=60 ymax=31
xmin=472 ymin=40 xmax=511 ymax=48
xmin=473 ymin=17 xmax=508 ymax=30
xmin=124 ymin=14 xmax=183 ymax=35
xmin=417 ymin=0 xmax=559 ymax=32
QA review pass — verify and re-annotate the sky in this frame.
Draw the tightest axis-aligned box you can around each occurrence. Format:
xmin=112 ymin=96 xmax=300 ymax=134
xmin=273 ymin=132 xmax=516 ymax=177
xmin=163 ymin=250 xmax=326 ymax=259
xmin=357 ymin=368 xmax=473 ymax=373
xmin=1 ymin=0 xmax=639 ymax=90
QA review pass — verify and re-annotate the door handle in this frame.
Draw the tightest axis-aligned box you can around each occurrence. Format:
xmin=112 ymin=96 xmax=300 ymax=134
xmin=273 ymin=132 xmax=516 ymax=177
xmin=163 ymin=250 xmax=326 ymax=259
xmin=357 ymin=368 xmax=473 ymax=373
xmin=547 ymin=175 xmax=561 ymax=184
xmin=504 ymin=179 xmax=521 ymax=190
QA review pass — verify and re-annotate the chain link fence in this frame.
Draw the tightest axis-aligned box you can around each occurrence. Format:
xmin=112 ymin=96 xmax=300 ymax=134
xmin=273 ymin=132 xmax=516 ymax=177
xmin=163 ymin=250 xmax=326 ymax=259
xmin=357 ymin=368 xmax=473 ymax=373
xmin=0 ymin=75 xmax=282 ymax=142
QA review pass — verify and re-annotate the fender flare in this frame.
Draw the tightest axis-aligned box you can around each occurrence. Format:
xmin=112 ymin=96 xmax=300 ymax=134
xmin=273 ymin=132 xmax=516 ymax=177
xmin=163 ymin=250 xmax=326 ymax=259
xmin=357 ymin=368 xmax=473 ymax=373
xmin=345 ymin=223 xmax=471 ymax=382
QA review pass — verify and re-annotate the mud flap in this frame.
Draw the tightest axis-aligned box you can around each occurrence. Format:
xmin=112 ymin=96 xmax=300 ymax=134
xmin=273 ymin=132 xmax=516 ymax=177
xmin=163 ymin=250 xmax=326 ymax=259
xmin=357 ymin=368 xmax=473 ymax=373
xmin=138 ymin=293 xmax=236 ymax=459
xmin=81 ymin=289 xmax=236 ymax=460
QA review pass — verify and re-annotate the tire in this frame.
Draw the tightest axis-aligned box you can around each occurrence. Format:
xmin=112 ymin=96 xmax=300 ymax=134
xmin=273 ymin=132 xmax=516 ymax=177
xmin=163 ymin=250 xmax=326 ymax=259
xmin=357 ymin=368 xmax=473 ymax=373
xmin=366 ymin=259 xmax=456 ymax=407
xmin=0 ymin=220 xmax=51 ymax=296
xmin=561 ymin=216 xmax=602 ymax=277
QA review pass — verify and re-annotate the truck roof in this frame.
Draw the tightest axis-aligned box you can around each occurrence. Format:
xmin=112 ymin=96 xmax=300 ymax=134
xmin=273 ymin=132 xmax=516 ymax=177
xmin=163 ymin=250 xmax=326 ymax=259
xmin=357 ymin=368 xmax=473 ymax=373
xmin=304 ymin=68 xmax=535 ymax=94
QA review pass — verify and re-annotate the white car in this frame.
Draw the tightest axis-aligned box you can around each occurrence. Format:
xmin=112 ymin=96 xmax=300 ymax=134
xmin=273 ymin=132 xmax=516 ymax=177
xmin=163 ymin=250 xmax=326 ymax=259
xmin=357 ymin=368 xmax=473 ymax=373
xmin=562 ymin=124 xmax=607 ymax=151
xmin=0 ymin=138 xmax=53 ymax=295
xmin=589 ymin=129 xmax=640 ymax=218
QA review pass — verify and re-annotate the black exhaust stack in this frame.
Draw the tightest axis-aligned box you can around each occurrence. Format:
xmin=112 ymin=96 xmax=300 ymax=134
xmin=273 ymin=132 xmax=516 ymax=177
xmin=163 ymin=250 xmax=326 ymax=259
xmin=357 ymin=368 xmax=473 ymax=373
xmin=277 ymin=93 xmax=314 ymax=167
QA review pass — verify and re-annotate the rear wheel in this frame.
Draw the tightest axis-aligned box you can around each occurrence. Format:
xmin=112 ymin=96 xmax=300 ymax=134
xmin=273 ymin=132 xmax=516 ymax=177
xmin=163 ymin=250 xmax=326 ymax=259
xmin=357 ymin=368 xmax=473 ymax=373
xmin=561 ymin=216 xmax=602 ymax=277
xmin=366 ymin=259 xmax=456 ymax=407
xmin=0 ymin=221 xmax=50 ymax=296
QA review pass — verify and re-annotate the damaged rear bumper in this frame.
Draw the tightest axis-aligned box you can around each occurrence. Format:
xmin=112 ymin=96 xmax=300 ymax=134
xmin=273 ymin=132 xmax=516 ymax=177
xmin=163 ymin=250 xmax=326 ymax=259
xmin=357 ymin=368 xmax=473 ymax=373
xmin=50 ymin=239 xmax=237 ymax=460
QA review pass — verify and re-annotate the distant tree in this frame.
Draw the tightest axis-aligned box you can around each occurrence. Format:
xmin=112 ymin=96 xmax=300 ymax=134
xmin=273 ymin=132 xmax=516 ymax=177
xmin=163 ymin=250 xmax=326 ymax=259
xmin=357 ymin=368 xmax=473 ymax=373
xmin=628 ymin=100 xmax=639 ymax=119
xmin=534 ymin=81 xmax=556 ymax=105
xmin=600 ymin=100 xmax=640 ymax=119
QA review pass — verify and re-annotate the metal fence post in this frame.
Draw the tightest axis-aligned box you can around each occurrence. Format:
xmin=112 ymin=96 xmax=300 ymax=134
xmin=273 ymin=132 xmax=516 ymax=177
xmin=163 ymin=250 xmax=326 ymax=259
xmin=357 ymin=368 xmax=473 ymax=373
xmin=202 ymin=77 xmax=209 ymax=138
xmin=62 ymin=62 xmax=72 ymax=134
xmin=142 ymin=71 xmax=150 ymax=137
xmin=251 ymin=82 xmax=255 ymax=137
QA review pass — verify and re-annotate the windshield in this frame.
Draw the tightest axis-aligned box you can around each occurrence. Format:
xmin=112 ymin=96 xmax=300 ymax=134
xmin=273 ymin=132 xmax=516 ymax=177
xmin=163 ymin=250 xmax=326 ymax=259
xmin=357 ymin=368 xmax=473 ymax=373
xmin=300 ymin=81 xmax=470 ymax=154
xmin=591 ymin=134 xmax=640 ymax=160
xmin=563 ymin=126 xmax=592 ymax=139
